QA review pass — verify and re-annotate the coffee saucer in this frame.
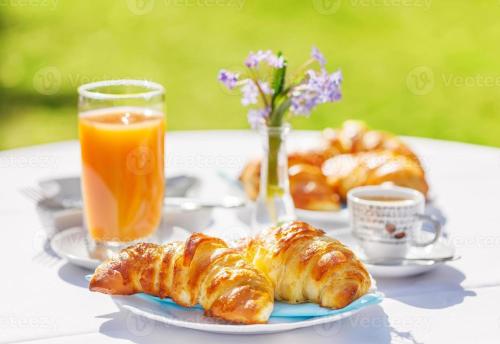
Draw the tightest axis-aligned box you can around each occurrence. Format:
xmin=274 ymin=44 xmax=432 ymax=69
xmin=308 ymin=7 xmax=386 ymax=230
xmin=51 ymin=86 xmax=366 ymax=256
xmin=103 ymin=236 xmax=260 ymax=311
xmin=50 ymin=225 xmax=193 ymax=270
xmin=50 ymin=227 xmax=100 ymax=270
xmin=330 ymin=230 xmax=457 ymax=278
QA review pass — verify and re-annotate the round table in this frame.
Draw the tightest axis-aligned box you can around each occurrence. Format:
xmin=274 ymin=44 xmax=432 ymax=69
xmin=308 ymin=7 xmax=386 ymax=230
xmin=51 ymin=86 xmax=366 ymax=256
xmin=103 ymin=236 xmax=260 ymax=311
xmin=1 ymin=131 xmax=500 ymax=343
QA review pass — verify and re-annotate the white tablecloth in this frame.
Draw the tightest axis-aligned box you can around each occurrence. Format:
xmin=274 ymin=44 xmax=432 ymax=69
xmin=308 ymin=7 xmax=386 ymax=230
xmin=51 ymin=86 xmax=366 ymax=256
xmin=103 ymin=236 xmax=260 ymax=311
xmin=1 ymin=131 xmax=500 ymax=343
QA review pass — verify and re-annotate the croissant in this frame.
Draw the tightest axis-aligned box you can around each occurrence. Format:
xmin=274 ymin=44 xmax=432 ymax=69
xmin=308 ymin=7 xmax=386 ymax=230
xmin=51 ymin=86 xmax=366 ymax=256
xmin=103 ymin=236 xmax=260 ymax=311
xmin=240 ymin=221 xmax=371 ymax=309
xmin=89 ymin=233 xmax=274 ymax=324
xmin=239 ymin=159 xmax=260 ymax=202
xmin=240 ymin=155 xmax=340 ymax=211
xmin=239 ymin=120 xmax=428 ymax=211
xmin=321 ymin=120 xmax=421 ymax=163
xmin=323 ymin=151 xmax=429 ymax=200
xmin=288 ymin=164 xmax=341 ymax=211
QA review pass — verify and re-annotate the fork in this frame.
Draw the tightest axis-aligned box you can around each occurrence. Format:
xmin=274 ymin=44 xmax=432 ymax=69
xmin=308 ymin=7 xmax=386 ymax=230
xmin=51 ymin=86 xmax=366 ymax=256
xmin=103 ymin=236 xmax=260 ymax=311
xmin=21 ymin=186 xmax=246 ymax=211
xmin=20 ymin=186 xmax=81 ymax=209
xmin=32 ymin=230 xmax=61 ymax=268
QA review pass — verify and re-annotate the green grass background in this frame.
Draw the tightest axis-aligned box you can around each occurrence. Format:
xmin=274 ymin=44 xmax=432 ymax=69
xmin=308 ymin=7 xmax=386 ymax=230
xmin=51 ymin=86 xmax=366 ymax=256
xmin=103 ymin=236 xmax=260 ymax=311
xmin=1 ymin=0 xmax=499 ymax=149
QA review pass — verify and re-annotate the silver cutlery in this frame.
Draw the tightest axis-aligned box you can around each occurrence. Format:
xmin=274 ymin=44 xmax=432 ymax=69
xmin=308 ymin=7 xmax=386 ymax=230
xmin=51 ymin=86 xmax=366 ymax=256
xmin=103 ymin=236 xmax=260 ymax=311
xmin=164 ymin=196 xmax=247 ymax=211
xmin=21 ymin=186 xmax=246 ymax=211
xmin=21 ymin=186 xmax=80 ymax=210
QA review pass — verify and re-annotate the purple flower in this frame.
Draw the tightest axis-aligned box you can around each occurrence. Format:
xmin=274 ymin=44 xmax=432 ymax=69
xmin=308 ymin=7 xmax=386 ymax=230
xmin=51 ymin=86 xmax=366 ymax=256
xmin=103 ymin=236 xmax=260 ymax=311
xmin=290 ymin=69 xmax=342 ymax=116
xmin=267 ymin=54 xmax=285 ymax=68
xmin=244 ymin=53 xmax=259 ymax=68
xmin=258 ymin=81 xmax=273 ymax=95
xmin=245 ymin=50 xmax=284 ymax=69
xmin=245 ymin=50 xmax=271 ymax=68
xmin=247 ymin=107 xmax=271 ymax=128
xmin=241 ymin=80 xmax=272 ymax=106
xmin=311 ymin=46 xmax=326 ymax=68
xmin=219 ymin=47 xmax=343 ymax=127
xmin=241 ymin=80 xmax=258 ymax=106
xmin=218 ymin=69 xmax=239 ymax=90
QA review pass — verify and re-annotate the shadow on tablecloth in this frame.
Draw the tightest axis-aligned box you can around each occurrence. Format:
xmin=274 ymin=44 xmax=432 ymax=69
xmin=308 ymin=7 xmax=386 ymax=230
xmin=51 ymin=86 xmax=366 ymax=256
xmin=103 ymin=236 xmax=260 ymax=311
xmin=376 ymin=264 xmax=476 ymax=309
xmin=57 ymin=262 xmax=89 ymax=288
xmin=95 ymin=302 xmax=423 ymax=343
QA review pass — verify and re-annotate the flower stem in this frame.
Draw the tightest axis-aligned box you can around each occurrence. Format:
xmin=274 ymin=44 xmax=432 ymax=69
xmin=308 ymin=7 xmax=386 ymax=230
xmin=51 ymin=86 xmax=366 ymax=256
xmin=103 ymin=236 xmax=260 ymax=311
xmin=266 ymin=133 xmax=283 ymax=198
xmin=248 ymin=69 xmax=270 ymax=109
xmin=269 ymin=98 xmax=291 ymax=127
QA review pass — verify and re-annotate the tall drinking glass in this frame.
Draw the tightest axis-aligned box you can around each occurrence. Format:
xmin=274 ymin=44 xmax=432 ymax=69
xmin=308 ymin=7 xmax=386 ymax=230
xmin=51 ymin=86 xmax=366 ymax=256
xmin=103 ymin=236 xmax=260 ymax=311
xmin=78 ymin=80 xmax=165 ymax=257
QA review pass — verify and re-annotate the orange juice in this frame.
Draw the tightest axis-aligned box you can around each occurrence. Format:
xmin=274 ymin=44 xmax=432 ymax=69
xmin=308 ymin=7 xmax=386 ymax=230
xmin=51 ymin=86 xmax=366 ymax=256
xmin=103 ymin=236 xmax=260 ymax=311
xmin=79 ymin=108 xmax=165 ymax=242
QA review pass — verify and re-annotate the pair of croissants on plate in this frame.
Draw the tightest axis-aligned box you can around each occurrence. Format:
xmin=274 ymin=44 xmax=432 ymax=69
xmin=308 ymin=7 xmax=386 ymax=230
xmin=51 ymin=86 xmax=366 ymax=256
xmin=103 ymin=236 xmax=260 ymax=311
xmin=89 ymin=221 xmax=371 ymax=324
xmin=240 ymin=120 xmax=429 ymax=211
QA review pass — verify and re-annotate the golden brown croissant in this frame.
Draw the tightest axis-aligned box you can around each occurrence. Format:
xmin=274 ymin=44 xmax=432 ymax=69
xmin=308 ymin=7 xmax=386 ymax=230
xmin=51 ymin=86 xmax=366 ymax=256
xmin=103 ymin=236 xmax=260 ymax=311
xmin=239 ymin=156 xmax=341 ymax=211
xmin=323 ymin=151 xmax=429 ymax=200
xmin=239 ymin=120 xmax=428 ymax=211
xmin=322 ymin=120 xmax=420 ymax=163
xmin=288 ymin=164 xmax=341 ymax=211
xmin=239 ymin=221 xmax=371 ymax=309
xmin=89 ymin=233 xmax=274 ymax=324
xmin=239 ymin=159 xmax=260 ymax=202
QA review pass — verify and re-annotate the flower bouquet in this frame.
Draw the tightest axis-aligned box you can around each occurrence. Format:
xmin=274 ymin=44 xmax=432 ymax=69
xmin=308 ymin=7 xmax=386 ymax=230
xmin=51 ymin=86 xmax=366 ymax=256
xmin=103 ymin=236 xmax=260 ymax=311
xmin=219 ymin=47 xmax=343 ymax=231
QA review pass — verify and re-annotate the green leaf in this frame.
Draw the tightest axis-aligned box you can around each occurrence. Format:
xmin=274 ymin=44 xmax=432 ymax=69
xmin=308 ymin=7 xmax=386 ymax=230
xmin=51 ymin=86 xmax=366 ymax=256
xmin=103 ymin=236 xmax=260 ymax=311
xmin=269 ymin=98 xmax=291 ymax=127
xmin=271 ymin=51 xmax=287 ymax=108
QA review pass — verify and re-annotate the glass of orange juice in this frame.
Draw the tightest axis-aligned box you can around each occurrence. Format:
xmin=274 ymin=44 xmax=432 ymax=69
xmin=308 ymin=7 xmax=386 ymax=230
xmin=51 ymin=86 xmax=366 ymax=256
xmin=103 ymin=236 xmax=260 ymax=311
xmin=78 ymin=80 xmax=165 ymax=256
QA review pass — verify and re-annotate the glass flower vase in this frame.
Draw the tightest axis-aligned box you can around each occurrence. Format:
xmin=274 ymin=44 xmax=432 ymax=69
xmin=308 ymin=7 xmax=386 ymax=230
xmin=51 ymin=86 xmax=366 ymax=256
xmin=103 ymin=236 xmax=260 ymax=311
xmin=251 ymin=124 xmax=296 ymax=234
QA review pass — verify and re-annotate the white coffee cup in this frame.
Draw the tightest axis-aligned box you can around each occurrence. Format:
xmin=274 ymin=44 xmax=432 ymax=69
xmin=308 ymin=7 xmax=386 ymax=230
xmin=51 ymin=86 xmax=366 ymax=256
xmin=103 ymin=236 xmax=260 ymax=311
xmin=347 ymin=185 xmax=441 ymax=259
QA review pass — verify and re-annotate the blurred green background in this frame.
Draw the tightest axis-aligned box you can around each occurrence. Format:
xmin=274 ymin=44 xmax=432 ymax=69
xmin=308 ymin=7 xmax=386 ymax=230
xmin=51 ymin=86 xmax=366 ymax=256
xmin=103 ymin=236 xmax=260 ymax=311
xmin=1 ymin=0 xmax=499 ymax=150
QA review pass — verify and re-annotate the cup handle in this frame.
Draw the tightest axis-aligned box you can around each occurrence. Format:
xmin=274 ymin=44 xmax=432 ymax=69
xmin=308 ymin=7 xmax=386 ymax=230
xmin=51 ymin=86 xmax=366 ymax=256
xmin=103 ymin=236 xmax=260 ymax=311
xmin=412 ymin=213 xmax=442 ymax=247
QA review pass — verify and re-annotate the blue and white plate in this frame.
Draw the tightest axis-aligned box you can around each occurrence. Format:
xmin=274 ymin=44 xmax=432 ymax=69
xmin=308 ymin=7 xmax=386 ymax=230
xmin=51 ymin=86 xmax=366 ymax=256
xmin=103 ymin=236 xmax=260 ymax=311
xmin=111 ymin=287 xmax=382 ymax=334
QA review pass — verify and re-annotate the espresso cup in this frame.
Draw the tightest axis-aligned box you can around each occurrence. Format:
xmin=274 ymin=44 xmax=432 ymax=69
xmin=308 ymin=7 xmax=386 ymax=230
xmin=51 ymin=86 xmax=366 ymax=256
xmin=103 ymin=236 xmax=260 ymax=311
xmin=347 ymin=185 xmax=441 ymax=259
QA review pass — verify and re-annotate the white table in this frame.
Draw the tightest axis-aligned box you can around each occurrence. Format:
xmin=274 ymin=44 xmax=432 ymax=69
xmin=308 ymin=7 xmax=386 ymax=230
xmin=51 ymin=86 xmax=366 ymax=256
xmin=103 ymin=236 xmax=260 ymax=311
xmin=1 ymin=131 xmax=500 ymax=344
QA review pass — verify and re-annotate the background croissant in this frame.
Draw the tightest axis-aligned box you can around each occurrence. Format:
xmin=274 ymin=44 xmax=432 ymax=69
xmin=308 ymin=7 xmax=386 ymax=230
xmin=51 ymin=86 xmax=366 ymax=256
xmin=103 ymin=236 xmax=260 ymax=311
xmin=322 ymin=151 xmax=429 ymax=200
xmin=239 ymin=120 xmax=428 ymax=210
xmin=239 ymin=221 xmax=371 ymax=309
xmin=89 ymin=233 xmax=274 ymax=324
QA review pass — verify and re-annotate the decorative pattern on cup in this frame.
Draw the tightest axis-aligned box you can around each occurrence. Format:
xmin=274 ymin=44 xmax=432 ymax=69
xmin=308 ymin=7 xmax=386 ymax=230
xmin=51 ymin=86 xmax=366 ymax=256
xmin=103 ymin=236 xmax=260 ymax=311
xmin=348 ymin=185 xmax=425 ymax=245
